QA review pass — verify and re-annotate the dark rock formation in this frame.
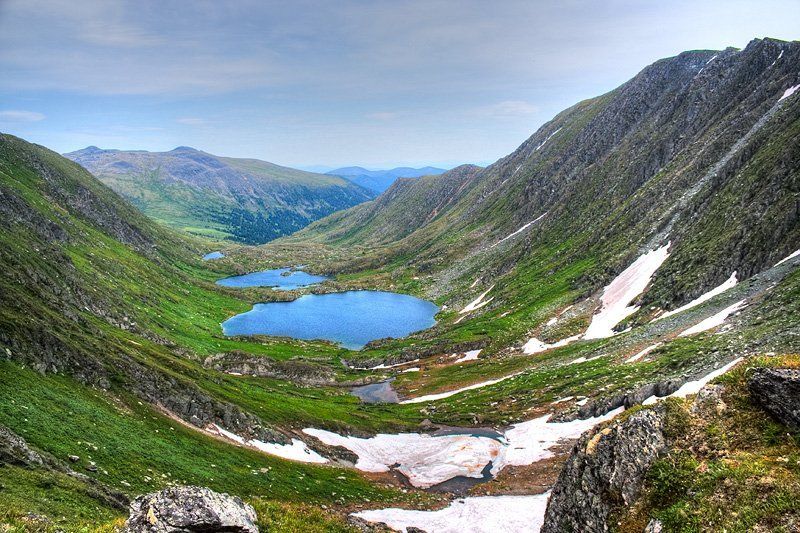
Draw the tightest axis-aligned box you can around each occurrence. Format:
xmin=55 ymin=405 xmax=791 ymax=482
xmin=748 ymin=367 xmax=800 ymax=430
xmin=204 ymin=352 xmax=336 ymax=386
xmin=541 ymin=406 xmax=668 ymax=533
xmin=123 ymin=486 xmax=258 ymax=532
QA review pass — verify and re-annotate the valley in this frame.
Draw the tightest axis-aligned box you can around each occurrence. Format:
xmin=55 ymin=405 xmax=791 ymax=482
xmin=1 ymin=36 xmax=799 ymax=532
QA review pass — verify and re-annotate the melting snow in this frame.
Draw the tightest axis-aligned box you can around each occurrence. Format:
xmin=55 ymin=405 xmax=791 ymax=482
xmin=583 ymin=243 xmax=671 ymax=340
xmin=625 ymin=343 xmax=662 ymax=363
xmin=491 ymin=213 xmax=547 ymax=248
xmin=350 ymin=407 xmax=625 ymax=531
xmin=642 ymin=358 xmax=743 ymax=405
xmin=775 ymin=248 xmax=800 ymax=267
xmin=402 ymin=367 xmax=421 ymax=373
xmin=655 ymin=272 xmax=737 ymax=321
xmin=302 ymin=429 xmax=503 ymax=488
xmin=306 ymin=406 xmax=623 ymax=490
xmin=522 ymin=335 xmax=582 ymax=355
xmin=209 ymin=425 xmax=328 ymax=464
xmin=678 ymin=300 xmax=747 ymax=336
xmin=545 ymin=317 xmax=558 ymax=327
xmin=779 ymin=84 xmax=800 ymax=101
xmin=460 ymin=285 xmax=495 ymax=314
xmin=354 ymin=493 xmax=551 ymax=533
xmin=454 ymin=349 xmax=482 ymax=363
xmin=400 ymin=372 xmax=524 ymax=404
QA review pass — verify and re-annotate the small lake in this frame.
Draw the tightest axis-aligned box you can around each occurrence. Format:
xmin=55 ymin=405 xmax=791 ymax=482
xmin=216 ymin=268 xmax=328 ymax=291
xmin=203 ymin=251 xmax=225 ymax=260
xmin=351 ymin=379 xmax=400 ymax=403
xmin=221 ymin=290 xmax=439 ymax=349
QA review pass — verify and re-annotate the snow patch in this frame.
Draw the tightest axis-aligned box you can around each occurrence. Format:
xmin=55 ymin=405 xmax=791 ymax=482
xmin=352 ymin=358 xmax=420 ymax=371
xmin=454 ymin=349 xmax=482 ymax=363
xmin=625 ymin=343 xmax=662 ymax=363
xmin=678 ymin=300 xmax=747 ymax=337
xmin=774 ymin=248 xmax=800 ymax=267
xmin=491 ymin=213 xmax=547 ymax=248
xmin=535 ymin=127 xmax=562 ymax=151
xmin=460 ymin=285 xmax=495 ymax=314
xmin=302 ymin=429 xmax=503 ymax=488
xmin=402 ymin=367 xmax=421 ymax=373
xmin=306 ymin=406 xmax=623 ymax=490
xmin=642 ymin=358 xmax=743 ymax=405
xmin=545 ymin=317 xmax=558 ymax=327
xmin=655 ymin=272 xmax=737 ymax=321
xmin=354 ymin=493 xmax=551 ymax=533
xmin=400 ymin=372 xmax=524 ymax=404
xmin=769 ymin=49 xmax=784 ymax=67
xmin=583 ymin=243 xmax=671 ymax=340
xmin=522 ymin=335 xmax=582 ymax=355
xmin=209 ymin=425 xmax=328 ymax=464
xmin=779 ymin=84 xmax=800 ymax=101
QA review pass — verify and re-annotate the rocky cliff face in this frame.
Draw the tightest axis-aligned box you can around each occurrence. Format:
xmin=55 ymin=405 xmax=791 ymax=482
xmin=294 ymin=38 xmax=800 ymax=314
xmin=541 ymin=407 xmax=668 ymax=533
xmin=748 ymin=367 xmax=800 ymax=429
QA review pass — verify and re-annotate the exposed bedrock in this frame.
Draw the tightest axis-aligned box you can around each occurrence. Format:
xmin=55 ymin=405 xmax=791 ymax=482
xmin=748 ymin=367 xmax=800 ymax=430
xmin=541 ymin=406 xmax=668 ymax=533
xmin=123 ymin=486 xmax=258 ymax=533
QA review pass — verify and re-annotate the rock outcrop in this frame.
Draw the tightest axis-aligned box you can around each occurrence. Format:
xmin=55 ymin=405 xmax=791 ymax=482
xmin=748 ymin=367 xmax=800 ymax=430
xmin=541 ymin=406 xmax=668 ymax=533
xmin=123 ymin=486 xmax=258 ymax=532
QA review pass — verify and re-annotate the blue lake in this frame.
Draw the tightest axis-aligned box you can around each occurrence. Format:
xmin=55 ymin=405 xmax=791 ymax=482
xmin=216 ymin=268 xmax=328 ymax=290
xmin=221 ymin=290 xmax=439 ymax=349
xmin=203 ymin=251 xmax=225 ymax=260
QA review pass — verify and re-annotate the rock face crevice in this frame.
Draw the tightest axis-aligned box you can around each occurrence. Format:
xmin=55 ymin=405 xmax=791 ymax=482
xmin=541 ymin=406 xmax=668 ymax=533
xmin=123 ymin=486 xmax=258 ymax=533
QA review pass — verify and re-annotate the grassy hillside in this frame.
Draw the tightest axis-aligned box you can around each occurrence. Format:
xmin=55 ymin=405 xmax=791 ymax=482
xmin=65 ymin=146 xmax=374 ymax=244
xmin=2 ymin=37 xmax=800 ymax=531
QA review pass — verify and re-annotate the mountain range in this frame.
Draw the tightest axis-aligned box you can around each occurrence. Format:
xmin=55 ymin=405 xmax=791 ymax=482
xmin=1 ymin=37 xmax=799 ymax=532
xmin=325 ymin=165 xmax=446 ymax=193
xmin=65 ymin=146 xmax=374 ymax=244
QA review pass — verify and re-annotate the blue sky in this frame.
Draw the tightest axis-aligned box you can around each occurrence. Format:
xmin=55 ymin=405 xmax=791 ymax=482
xmin=1 ymin=0 xmax=798 ymax=169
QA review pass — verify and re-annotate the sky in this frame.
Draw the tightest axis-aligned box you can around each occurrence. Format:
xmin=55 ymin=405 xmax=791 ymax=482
xmin=0 ymin=1 xmax=798 ymax=170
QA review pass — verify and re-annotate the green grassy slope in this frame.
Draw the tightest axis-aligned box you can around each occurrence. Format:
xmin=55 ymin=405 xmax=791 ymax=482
xmin=64 ymin=146 xmax=374 ymax=244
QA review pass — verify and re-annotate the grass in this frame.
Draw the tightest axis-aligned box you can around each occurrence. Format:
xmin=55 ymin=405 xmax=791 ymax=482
xmin=618 ymin=354 xmax=800 ymax=532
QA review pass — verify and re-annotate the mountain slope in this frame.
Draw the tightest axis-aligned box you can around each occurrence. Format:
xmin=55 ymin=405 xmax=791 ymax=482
xmin=65 ymin=146 xmax=375 ymax=244
xmin=293 ymin=38 xmax=800 ymax=314
xmin=326 ymin=165 xmax=446 ymax=193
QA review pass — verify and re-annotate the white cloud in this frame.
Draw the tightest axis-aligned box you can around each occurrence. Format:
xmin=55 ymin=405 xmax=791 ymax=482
xmin=0 ymin=110 xmax=46 ymax=122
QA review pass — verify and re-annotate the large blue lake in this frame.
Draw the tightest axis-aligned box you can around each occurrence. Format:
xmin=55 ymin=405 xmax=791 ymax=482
xmin=216 ymin=268 xmax=327 ymax=291
xmin=221 ymin=290 xmax=439 ymax=349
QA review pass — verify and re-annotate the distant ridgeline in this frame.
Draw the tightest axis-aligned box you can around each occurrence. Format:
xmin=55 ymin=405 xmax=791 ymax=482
xmin=65 ymin=146 xmax=375 ymax=244
xmin=326 ymin=165 xmax=446 ymax=194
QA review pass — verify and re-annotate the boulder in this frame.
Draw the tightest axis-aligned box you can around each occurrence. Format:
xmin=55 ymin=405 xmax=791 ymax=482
xmin=541 ymin=406 xmax=668 ymax=533
xmin=748 ymin=368 xmax=800 ymax=430
xmin=123 ymin=486 xmax=258 ymax=532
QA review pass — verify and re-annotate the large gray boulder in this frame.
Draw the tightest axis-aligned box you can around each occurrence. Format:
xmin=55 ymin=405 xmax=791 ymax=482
xmin=123 ymin=486 xmax=258 ymax=532
xmin=541 ymin=406 xmax=668 ymax=533
xmin=748 ymin=368 xmax=800 ymax=430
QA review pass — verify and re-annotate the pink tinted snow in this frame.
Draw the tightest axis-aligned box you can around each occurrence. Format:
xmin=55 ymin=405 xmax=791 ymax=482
xmin=584 ymin=243 xmax=671 ymax=339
